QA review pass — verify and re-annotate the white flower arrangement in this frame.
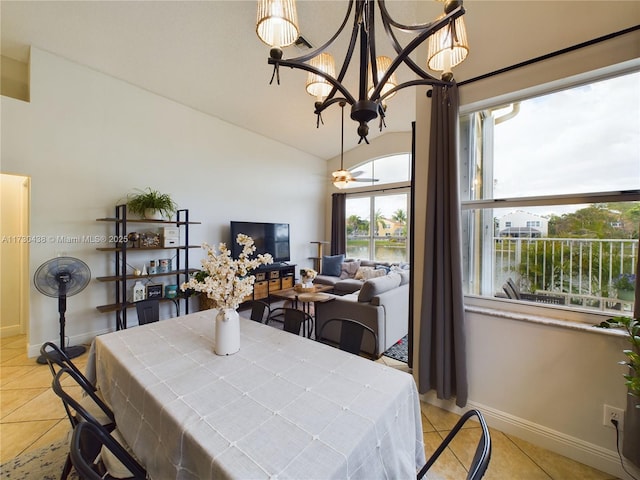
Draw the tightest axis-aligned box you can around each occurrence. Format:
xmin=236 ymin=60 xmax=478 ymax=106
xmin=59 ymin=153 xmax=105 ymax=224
xmin=300 ymin=268 xmax=317 ymax=283
xmin=181 ymin=234 xmax=273 ymax=310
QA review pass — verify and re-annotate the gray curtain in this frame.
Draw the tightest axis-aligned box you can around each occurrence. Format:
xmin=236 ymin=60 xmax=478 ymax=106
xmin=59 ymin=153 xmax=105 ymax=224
xmin=331 ymin=193 xmax=347 ymax=255
xmin=418 ymin=83 xmax=468 ymax=407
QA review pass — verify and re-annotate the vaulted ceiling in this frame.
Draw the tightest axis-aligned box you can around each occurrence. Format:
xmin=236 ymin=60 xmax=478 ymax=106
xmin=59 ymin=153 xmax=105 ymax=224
xmin=2 ymin=1 xmax=637 ymax=160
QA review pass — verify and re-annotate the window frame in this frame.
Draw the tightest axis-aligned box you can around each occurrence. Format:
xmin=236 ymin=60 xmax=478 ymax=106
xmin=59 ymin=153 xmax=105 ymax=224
xmin=344 ymin=154 xmax=412 ymax=263
xmin=458 ymin=63 xmax=640 ymax=322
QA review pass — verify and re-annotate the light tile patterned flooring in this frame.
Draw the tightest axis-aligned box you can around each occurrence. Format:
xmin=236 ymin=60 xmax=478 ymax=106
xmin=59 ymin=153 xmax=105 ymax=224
xmin=1 ymin=334 xmax=619 ymax=479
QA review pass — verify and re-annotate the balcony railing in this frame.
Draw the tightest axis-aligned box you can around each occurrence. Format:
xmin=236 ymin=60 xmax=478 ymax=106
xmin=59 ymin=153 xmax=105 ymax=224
xmin=494 ymin=237 xmax=637 ymax=313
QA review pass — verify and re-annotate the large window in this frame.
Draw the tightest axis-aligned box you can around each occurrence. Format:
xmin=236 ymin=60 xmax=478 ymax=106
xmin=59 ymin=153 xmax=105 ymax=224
xmin=460 ymin=67 xmax=640 ymax=315
xmin=345 ymin=154 xmax=411 ymax=262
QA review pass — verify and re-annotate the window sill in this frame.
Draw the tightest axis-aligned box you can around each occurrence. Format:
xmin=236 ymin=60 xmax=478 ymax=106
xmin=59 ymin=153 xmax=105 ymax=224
xmin=464 ymin=295 xmax=629 ymax=338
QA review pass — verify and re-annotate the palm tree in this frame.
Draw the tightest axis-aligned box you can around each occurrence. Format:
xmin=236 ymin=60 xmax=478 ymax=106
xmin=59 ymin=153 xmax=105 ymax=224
xmin=392 ymin=209 xmax=407 ymax=224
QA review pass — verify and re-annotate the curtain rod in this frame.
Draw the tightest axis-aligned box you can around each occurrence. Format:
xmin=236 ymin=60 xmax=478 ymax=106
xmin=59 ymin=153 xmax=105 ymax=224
xmin=458 ymin=25 xmax=640 ymax=88
xmin=342 ymin=184 xmax=410 ymax=196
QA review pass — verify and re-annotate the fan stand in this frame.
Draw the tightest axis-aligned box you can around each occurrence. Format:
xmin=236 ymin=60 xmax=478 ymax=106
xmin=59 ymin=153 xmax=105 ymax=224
xmin=36 ymin=274 xmax=87 ymax=364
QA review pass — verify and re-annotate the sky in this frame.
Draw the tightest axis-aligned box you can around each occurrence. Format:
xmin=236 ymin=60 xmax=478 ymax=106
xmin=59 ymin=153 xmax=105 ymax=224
xmin=348 ymin=70 xmax=640 ymax=222
xmin=491 ymin=70 xmax=639 ymax=217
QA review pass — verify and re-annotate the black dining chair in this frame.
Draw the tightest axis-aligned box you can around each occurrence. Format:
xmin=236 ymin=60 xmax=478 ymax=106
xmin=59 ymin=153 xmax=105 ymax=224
xmin=268 ymin=307 xmax=314 ymax=338
xmin=70 ymin=420 xmax=147 ymax=480
xmin=417 ymin=409 xmax=492 ymax=480
xmin=51 ymin=367 xmax=116 ymax=432
xmin=135 ymin=298 xmax=160 ymax=325
xmin=249 ymin=300 xmax=271 ymax=323
xmin=51 ymin=367 xmax=117 ymax=480
xmin=316 ymin=317 xmax=378 ymax=359
xmin=41 ymin=342 xmax=113 ymax=480
xmin=40 ymin=341 xmax=94 ymax=388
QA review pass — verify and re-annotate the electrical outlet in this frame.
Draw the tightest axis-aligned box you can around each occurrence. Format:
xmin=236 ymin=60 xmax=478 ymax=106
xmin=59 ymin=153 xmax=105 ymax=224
xmin=603 ymin=405 xmax=624 ymax=431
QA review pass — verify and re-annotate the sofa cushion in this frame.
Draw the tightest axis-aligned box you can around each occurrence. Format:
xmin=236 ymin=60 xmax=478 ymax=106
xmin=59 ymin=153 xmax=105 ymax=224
xmin=334 ymin=279 xmax=364 ymax=295
xmin=358 ymin=273 xmax=401 ymax=303
xmin=321 ymin=254 xmax=345 ymax=277
xmin=339 ymin=260 xmax=361 ymax=279
xmin=398 ymin=270 xmax=410 ymax=286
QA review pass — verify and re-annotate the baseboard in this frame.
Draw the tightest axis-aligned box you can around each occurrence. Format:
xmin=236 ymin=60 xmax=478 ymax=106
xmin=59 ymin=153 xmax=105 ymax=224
xmin=27 ymin=328 xmax=113 ymax=359
xmin=420 ymin=393 xmax=640 ymax=479
xmin=1 ymin=325 xmax=25 ymax=338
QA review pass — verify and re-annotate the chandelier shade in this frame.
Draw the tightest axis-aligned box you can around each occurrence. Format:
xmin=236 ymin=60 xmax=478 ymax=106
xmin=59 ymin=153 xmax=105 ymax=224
xmin=427 ymin=15 xmax=469 ymax=73
xmin=256 ymin=0 xmax=300 ymax=48
xmin=368 ymin=56 xmax=398 ymax=101
xmin=306 ymin=53 xmax=337 ymax=99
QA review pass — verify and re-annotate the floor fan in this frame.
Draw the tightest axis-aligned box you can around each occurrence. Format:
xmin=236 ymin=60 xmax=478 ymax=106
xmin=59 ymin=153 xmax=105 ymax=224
xmin=34 ymin=256 xmax=91 ymax=364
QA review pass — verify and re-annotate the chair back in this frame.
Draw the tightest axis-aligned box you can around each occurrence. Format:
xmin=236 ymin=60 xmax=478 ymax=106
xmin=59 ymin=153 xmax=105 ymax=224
xmin=135 ymin=298 xmax=160 ymax=325
xmin=40 ymin=341 xmax=94 ymax=387
xmin=70 ymin=421 xmax=147 ymax=480
xmin=249 ymin=300 xmax=270 ymax=323
xmin=52 ymin=367 xmax=115 ymax=431
xmin=317 ymin=317 xmax=378 ymax=359
xmin=268 ymin=307 xmax=313 ymax=337
xmin=417 ymin=409 xmax=491 ymax=480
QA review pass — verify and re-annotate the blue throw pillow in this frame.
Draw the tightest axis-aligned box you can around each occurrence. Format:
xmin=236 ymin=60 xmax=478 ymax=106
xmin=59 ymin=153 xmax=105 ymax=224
xmin=321 ymin=254 xmax=345 ymax=277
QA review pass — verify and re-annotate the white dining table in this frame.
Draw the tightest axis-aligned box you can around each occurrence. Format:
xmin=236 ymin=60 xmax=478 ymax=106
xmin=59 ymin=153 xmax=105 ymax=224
xmin=93 ymin=310 xmax=425 ymax=479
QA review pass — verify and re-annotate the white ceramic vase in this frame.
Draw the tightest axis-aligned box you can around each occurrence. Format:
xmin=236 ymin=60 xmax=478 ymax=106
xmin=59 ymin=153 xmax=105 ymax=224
xmin=214 ymin=308 xmax=240 ymax=355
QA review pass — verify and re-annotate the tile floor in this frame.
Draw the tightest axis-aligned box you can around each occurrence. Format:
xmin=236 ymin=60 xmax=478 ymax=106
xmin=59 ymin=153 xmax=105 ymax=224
xmin=1 ymin=333 xmax=620 ymax=479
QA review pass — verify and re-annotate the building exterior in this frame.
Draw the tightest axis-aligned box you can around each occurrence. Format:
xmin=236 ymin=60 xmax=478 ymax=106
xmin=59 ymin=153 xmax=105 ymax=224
xmin=497 ymin=210 xmax=549 ymax=237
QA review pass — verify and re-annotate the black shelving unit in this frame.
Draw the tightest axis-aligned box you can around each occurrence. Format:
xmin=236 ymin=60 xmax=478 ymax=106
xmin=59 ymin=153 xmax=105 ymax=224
xmin=96 ymin=204 xmax=201 ymax=329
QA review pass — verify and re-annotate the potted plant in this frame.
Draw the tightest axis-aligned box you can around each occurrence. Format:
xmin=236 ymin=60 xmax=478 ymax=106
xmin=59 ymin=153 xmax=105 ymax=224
xmin=597 ymin=315 xmax=640 ymax=468
xmin=126 ymin=188 xmax=177 ymax=220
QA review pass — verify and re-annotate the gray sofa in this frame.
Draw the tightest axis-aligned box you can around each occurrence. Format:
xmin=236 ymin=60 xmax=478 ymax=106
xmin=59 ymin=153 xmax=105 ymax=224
xmin=314 ymin=258 xmax=408 ymax=295
xmin=315 ymin=271 xmax=409 ymax=357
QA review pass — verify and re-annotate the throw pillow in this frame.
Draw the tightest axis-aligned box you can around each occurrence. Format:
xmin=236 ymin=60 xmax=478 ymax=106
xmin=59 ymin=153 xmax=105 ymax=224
xmin=375 ymin=264 xmax=391 ymax=274
xmin=354 ymin=266 xmax=374 ymax=280
xmin=339 ymin=260 xmax=361 ymax=279
xmin=321 ymin=254 xmax=345 ymax=277
xmin=362 ymin=268 xmax=385 ymax=280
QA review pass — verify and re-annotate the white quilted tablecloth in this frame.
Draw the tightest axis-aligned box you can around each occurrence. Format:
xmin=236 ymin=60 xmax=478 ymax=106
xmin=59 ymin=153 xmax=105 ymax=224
xmin=94 ymin=310 xmax=425 ymax=479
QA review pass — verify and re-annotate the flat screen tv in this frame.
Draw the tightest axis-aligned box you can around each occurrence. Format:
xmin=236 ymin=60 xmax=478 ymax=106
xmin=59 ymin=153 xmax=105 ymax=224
xmin=230 ymin=221 xmax=290 ymax=264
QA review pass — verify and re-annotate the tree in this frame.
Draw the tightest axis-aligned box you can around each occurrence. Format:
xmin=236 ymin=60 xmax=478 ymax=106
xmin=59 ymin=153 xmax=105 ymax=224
xmin=392 ymin=209 xmax=407 ymax=224
xmin=346 ymin=215 xmax=369 ymax=236
xmin=548 ymin=204 xmax=634 ymax=239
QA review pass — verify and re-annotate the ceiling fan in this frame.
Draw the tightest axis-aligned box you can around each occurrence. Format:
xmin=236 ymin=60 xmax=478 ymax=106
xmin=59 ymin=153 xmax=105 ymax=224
xmin=332 ymin=102 xmax=379 ymax=189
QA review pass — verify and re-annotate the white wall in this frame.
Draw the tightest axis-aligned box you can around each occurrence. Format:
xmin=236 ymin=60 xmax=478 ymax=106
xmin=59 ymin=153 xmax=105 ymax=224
xmin=411 ymin=2 xmax=640 ymax=477
xmin=1 ymin=48 xmax=326 ymax=355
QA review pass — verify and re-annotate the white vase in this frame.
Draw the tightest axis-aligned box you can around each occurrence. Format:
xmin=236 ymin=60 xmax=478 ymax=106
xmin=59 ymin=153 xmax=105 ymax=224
xmin=214 ymin=308 xmax=240 ymax=355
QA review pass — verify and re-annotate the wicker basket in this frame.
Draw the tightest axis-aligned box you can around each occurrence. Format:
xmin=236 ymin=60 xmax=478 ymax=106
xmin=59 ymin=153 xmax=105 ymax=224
xmin=199 ymin=295 xmax=217 ymax=311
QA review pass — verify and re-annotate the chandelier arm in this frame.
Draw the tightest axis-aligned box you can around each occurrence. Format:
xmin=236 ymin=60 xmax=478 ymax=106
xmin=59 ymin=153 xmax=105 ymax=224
xmin=378 ymin=78 xmax=452 ymax=103
xmin=273 ymin=0 xmax=355 ymax=65
xmin=326 ymin=0 xmax=366 ymax=105
xmin=366 ymin=0 xmax=380 ymax=101
xmin=358 ymin=6 xmax=372 ymax=101
xmin=268 ymin=57 xmax=357 ymax=105
xmin=380 ymin=17 xmax=431 ymax=81
xmin=369 ymin=6 xmax=465 ymax=100
xmin=378 ymin=0 xmax=446 ymax=32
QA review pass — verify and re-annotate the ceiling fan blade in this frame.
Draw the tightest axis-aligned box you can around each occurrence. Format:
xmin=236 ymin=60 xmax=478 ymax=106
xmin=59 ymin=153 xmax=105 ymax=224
xmin=350 ymin=171 xmax=365 ymax=177
xmin=354 ymin=178 xmax=379 ymax=182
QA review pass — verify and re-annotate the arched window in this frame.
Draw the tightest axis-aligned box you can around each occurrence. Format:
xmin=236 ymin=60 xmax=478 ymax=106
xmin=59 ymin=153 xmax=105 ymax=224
xmin=344 ymin=153 xmax=411 ymax=262
xmin=342 ymin=153 xmax=411 ymax=189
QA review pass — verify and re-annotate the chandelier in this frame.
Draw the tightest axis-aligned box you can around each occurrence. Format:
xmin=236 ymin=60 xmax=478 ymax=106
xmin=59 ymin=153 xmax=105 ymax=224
xmin=256 ymin=0 xmax=469 ymax=144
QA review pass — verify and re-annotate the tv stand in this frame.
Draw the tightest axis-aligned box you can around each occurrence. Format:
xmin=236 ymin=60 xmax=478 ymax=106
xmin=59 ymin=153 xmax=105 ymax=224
xmin=247 ymin=264 xmax=296 ymax=302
